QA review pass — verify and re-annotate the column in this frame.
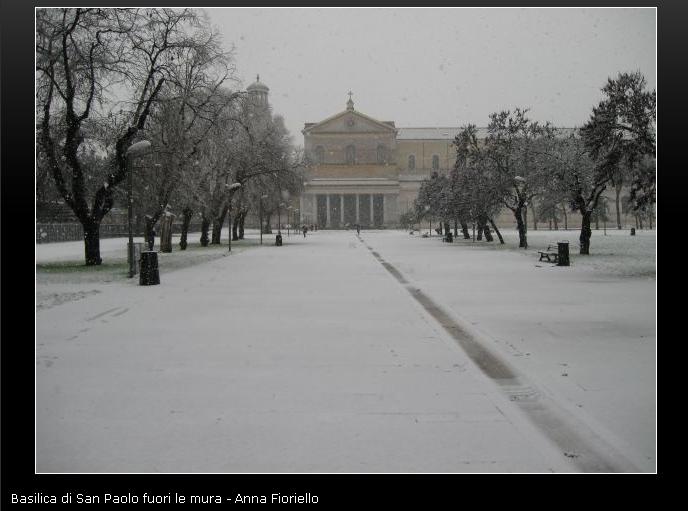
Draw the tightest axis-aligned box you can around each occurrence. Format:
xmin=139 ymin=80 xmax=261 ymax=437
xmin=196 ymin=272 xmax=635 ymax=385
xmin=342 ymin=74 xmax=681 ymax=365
xmin=326 ymin=194 xmax=331 ymax=228
xmin=340 ymin=195 xmax=344 ymax=224
xmin=355 ymin=194 xmax=360 ymax=224
xmin=370 ymin=196 xmax=374 ymax=226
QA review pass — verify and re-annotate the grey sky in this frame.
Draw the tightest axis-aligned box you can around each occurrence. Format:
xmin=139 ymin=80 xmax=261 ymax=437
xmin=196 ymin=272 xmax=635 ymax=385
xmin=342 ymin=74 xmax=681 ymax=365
xmin=206 ymin=8 xmax=655 ymax=144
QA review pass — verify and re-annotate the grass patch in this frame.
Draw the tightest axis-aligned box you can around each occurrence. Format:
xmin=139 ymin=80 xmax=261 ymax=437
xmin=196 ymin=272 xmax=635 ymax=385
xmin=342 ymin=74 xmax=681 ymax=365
xmin=37 ymin=260 xmax=127 ymax=273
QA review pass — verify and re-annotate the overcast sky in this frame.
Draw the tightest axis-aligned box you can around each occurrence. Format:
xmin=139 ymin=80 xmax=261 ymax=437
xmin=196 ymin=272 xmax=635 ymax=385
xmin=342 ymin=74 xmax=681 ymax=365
xmin=206 ymin=8 xmax=655 ymax=145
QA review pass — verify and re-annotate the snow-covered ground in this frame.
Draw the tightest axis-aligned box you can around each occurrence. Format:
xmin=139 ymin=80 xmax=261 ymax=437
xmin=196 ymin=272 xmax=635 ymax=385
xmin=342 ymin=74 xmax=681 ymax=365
xmin=35 ymin=228 xmax=655 ymax=472
xmin=36 ymin=230 xmax=263 ymax=290
xmin=365 ymin=227 xmax=656 ymax=471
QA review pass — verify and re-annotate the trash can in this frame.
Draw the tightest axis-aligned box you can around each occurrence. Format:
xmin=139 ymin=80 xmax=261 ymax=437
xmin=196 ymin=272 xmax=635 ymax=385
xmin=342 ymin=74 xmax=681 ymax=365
xmin=445 ymin=231 xmax=453 ymax=243
xmin=139 ymin=251 xmax=160 ymax=285
xmin=275 ymin=233 xmax=283 ymax=246
xmin=630 ymin=227 xmax=636 ymax=236
xmin=557 ymin=241 xmax=570 ymax=267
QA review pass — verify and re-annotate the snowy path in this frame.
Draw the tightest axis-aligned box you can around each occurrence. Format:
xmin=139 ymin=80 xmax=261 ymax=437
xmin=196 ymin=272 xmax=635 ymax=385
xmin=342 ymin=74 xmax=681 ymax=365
xmin=35 ymin=230 xmax=589 ymax=473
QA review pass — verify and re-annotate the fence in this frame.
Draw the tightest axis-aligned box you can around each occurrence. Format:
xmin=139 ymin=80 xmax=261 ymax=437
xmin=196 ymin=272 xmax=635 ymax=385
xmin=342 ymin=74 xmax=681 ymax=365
xmin=36 ymin=222 xmax=204 ymax=244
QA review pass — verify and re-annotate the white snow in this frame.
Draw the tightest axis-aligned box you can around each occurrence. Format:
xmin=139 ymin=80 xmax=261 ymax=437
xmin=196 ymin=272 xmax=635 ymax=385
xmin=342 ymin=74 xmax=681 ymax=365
xmin=365 ymin=227 xmax=656 ymax=471
xmin=35 ymin=228 xmax=655 ymax=472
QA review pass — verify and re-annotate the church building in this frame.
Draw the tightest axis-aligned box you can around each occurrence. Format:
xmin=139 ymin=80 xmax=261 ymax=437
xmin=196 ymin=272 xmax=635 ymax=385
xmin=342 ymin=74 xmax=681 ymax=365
xmin=299 ymin=93 xmax=469 ymax=229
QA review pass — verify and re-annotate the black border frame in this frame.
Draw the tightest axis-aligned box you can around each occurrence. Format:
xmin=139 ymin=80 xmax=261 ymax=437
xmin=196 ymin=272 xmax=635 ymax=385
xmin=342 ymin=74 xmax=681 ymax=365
xmin=3 ymin=0 xmax=675 ymax=505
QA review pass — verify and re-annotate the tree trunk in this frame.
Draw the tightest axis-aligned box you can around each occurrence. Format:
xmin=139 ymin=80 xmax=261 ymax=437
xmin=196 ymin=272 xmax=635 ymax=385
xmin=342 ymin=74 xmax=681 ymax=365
xmin=460 ymin=220 xmax=470 ymax=239
xmin=531 ymin=199 xmax=538 ymax=230
xmin=145 ymin=216 xmax=157 ymax=251
xmin=264 ymin=214 xmax=272 ymax=234
xmin=83 ymin=221 xmax=102 ymax=266
xmin=443 ymin=222 xmax=450 ymax=237
xmin=212 ymin=205 xmax=228 ymax=245
xmin=514 ymin=207 xmax=527 ymax=248
xmin=179 ymin=208 xmax=193 ymax=250
xmin=579 ymin=211 xmax=592 ymax=255
xmin=453 ymin=219 xmax=458 ymax=236
xmin=594 ymin=211 xmax=599 ymax=230
xmin=562 ymin=204 xmax=568 ymax=230
xmin=615 ymin=182 xmax=623 ymax=229
xmin=489 ymin=218 xmax=504 ymax=244
xmin=476 ymin=219 xmax=483 ymax=241
xmin=200 ymin=215 xmax=210 ymax=247
xmin=239 ymin=211 xmax=246 ymax=239
xmin=548 ymin=219 xmax=552 ymax=230
xmin=232 ymin=211 xmax=240 ymax=241
xmin=482 ymin=218 xmax=494 ymax=242
xmin=553 ymin=214 xmax=558 ymax=231
xmin=638 ymin=215 xmax=644 ymax=229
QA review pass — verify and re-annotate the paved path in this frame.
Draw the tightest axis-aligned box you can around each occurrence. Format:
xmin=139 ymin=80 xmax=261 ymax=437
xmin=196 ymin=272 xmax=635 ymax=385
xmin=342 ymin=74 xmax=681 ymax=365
xmin=38 ymin=231 xmax=594 ymax=472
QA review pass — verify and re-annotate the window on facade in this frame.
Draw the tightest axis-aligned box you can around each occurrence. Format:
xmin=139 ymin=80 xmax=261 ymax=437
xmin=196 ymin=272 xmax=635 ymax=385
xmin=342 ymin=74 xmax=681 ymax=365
xmin=408 ymin=154 xmax=415 ymax=170
xmin=377 ymin=145 xmax=386 ymax=164
xmin=315 ymin=146 xmax=325 ymax=165
xmin=432 ymin=154 xmax=440 ymax=170
xmin=345 ymin=145 xmax=356 ymax=165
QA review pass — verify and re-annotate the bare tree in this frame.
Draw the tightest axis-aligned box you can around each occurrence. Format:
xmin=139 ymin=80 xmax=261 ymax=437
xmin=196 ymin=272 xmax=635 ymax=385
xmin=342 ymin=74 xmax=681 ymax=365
xmin=36 ymin=8 xmax=228 ymax=265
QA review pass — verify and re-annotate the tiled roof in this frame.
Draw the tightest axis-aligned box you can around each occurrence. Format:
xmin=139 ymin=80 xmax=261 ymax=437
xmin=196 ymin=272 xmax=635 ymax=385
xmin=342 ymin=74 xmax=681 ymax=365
xmin=396 ymin=127 xmax=489 ymax=140
xmin=396 ymin=126 xmax=577 ymax=140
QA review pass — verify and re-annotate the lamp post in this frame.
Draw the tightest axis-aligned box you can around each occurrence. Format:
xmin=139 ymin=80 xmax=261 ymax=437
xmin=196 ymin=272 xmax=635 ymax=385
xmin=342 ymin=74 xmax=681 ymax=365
xmin=126 ymin=140 xmax=151 ymax=278
xmin=259 ymin=194 xmax=268 ymax=245
xmin=226 ymin=182 xmax=242 ymax=252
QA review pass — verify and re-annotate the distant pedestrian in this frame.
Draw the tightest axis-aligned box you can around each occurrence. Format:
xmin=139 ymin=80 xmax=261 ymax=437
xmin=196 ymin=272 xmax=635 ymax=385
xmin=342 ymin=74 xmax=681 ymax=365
xmin=302 ymin=225 xmax=308 ymax=238
xmin=356 ymin=224 xmax=361 ymax=235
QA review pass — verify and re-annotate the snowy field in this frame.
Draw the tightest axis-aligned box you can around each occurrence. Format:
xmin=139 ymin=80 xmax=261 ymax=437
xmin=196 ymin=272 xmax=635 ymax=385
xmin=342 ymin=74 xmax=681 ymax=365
xmin=35 ymin=228 xmax=655 ymax=472
xmin=366 ymin=227 xmax=656 ymax=471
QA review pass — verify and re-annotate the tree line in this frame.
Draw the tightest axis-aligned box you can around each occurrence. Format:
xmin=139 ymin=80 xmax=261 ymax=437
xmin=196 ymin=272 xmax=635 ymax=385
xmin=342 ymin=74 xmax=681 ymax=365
xmin=36 ymin=8 xmax=304 ymax=265
xmin=405 ymin=71 xmax=656 ymax=255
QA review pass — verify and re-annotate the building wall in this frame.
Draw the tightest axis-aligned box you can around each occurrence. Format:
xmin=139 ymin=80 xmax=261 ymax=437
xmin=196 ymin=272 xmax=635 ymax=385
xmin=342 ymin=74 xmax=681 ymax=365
xmin=396 ymin=140 xmax=456 ymax=173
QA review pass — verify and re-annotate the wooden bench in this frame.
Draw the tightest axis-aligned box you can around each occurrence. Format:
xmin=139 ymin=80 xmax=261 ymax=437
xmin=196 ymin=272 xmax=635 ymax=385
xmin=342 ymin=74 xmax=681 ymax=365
xmin=538 ymin=244 xmax=559 ymax=263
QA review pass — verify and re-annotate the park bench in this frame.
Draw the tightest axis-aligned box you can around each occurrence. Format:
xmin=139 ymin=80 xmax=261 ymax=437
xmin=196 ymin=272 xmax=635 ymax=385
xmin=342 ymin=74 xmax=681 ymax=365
xmin=538 ymin=244 xmax=559 ymax=263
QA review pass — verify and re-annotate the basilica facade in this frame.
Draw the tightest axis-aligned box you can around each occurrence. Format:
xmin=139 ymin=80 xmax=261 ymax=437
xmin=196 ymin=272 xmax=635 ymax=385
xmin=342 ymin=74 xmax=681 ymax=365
xmin=299 ymin=95 xmax=470 ymax=229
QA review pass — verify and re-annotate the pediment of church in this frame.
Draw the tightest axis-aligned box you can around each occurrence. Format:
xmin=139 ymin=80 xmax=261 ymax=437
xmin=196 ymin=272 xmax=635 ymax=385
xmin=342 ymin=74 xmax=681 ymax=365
xmin=304 ymin=110 xmax=397 ymax=135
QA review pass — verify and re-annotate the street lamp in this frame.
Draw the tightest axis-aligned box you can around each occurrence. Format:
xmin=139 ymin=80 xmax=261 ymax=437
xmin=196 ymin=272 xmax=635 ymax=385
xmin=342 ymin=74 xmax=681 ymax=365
xmin=259 ymin=194 xmax=269 ymax=245
xmin=126 ymin=140 xmax=151 ymax=278
xmin=226 ymin=182 xmax=242 ymax=252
